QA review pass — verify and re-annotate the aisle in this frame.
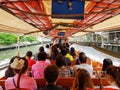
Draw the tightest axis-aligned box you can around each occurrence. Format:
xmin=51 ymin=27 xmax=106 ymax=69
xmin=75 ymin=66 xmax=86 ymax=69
xmin=70 ymin=43 xmax=120 ymax=66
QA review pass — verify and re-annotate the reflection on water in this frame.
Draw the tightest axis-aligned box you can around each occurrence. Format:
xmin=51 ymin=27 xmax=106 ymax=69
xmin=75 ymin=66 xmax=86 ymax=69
xmin=0 ymin=44 xmax=43 ymax=61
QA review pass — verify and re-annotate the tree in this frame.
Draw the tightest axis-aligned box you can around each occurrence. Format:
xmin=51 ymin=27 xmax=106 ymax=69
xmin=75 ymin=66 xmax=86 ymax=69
xmin=20 ymin=36 xmax=38 ymax=42
xmin=0 ymin=33 xmax=17 ymax=45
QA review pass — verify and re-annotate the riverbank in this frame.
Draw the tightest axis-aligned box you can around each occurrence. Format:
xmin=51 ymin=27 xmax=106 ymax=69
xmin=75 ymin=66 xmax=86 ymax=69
xmin=0 ymin=42 xmax=41 ymax=51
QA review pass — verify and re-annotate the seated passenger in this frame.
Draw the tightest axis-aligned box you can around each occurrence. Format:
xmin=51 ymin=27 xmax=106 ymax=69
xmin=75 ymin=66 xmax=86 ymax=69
xmin=56 ymin=54 xmax=72 ymax=77
xmin=65 ymin=48 xmax=73 ymax=61
xmin=33 ymin=46 xmax=45 ymax=61
xmin=104 ymin=65 xmax=120 ymax=89
xmin=60 ymin=48 xmax=71 ymax=66
xmin=102 ymin=58 xmax=113 ymax=71
xmin=5 ymin=57 xmax=37 ymax=90
xmin=5 ymin=56 xmax=19 ymax=79
xmin=102 ymin=58 xmax=113 ymax=77
xmin=71 ymin=69 xmax=94 ymax=90
xmin=25 ymin=51 xmax=36 ymax=67
xmin=50 ymin=46 xmax=59 ymax=60
xmin=45 ymin=44 xmax=50 ymax=58
xmin=32 ymin=52 xmax=49 ymax=79
xmin=38 ymin=64 xmax=66 ymax=90
xmin=75 ymin=52 xmax=85 ymax=65
xmin=73 ymin=52 xmax=93 ymax=77
xmin=70 ymin=47 xmax=78 ymax=60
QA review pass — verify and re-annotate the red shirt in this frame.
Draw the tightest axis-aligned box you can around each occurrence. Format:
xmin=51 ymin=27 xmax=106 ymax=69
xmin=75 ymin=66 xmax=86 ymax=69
xmin=27 ymin=57 xmax=36 ymax=67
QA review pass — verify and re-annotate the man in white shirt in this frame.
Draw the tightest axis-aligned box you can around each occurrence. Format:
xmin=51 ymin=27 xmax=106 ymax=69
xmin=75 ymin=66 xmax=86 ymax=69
xmin=45 ymin=44 xmax=50 ymax=57
xmin=73 ymin=52 xmax=93 ymax=77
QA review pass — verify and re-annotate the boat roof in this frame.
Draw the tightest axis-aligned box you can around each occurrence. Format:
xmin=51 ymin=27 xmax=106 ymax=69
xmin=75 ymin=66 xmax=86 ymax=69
xmin=0 ymin=0 xmax=120 ymax=37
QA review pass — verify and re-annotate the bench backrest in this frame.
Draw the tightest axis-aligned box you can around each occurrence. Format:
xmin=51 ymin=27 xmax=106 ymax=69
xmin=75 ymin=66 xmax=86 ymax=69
xmin=0 ymin=77 xmax=109 ymax=90
xmin=93 ymin=78 xmax=109 ymax=86
xmin=9 ymin=88 xmax=31 ymax=90
xmin=35 ymin=77 xmax=109 ymax=89
xmin=56 ymin=77 xmax=74 ymax=89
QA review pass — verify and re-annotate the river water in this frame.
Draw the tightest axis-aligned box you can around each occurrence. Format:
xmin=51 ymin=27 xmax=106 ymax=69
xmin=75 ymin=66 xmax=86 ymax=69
xmin=0 ymin=44 xmax=44 ymax=61
xmin=0 ymin=43 xmax=120 ymax=65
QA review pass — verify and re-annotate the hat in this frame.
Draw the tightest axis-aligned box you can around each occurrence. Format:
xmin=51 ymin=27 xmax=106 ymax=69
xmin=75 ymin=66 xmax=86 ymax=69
xmin=10 ymin=58 xmax=25 ymax=69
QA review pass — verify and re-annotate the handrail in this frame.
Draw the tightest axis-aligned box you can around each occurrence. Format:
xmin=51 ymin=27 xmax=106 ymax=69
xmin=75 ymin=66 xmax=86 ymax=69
xmin=92 ymin=45 xmax=120 ymax=59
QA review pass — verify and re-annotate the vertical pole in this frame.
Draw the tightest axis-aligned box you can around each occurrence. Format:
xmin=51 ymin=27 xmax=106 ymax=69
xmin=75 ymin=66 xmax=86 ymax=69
xmin=18 ymin=35 xmax=20 ymax=56
xmin=101 ymin=36 xmax=104 ymax=48
xmin=41 ymin=37 xmax=43 ymax=46
xmin=91 ymin=33 xmax=93 ymax=42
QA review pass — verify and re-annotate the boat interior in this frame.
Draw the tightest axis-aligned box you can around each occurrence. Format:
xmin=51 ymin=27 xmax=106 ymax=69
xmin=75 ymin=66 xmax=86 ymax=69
xmin=0 ymin=0 xmax=120 ymax=90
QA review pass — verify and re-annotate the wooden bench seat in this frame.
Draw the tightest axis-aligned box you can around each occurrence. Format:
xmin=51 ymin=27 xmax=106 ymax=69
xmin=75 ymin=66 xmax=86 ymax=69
xmin=0 ymin=77 xmax=109 ymax=90
xmin=93 ymin=67 xmax=102 ymax=71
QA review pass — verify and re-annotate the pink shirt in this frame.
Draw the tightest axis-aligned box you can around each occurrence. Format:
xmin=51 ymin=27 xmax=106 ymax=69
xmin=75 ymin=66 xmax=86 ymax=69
xmin=32 ymin=61 xmax=49 ymax=79
xmin=5 ymin=74 xmax=37 ymax=90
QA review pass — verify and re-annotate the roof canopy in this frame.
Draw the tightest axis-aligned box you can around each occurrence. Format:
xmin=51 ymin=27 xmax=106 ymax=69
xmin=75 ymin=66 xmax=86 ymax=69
xmin=0 ymin=0 xmax=120 ymax=37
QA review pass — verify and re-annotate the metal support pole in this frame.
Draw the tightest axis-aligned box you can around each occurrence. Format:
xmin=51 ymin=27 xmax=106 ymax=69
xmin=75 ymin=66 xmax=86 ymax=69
xmin=101 ymin=36 xmax=104 ymax=48
xmin=18 ymin=35 xmax=20 ymax=56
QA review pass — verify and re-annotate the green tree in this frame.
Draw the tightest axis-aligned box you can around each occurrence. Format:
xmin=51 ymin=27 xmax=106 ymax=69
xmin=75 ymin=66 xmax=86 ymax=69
xmin=20 ymin=36 xmax=38 ymax=42
xmin=0 ymin=33 xmax=17 ymax=45
xmin=26 ymin=36 xmax=37 ymax=42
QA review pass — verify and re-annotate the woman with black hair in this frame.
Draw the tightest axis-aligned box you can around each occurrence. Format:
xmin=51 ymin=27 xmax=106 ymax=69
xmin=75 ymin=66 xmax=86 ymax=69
xmin=105 ymin=65 xmax=120 ymax=89
xmin=102 ymin=58 xmax=113 ymax=77
xmin=5 ymin=57 xmax=37 ymax=90
xmin=56 ymin=54 xmax=72 ymax=77
xmin=5 ymin=56 xmax=19 ymax=79
xmin=102 ymin=58 xmax=113 ymax=71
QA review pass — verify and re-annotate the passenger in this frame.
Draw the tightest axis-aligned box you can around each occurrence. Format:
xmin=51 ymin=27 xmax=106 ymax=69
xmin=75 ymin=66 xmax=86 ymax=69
xmin=105 ymin=65 xmax=120 ymax=89
xmin=33 ymin=46 xmax=45 ymax=61
xmin=76 ymin=52 xmax=91 ymax=65
xmin=45 ymin=44 xmax=50 ymax=58
xmin=25 ymin=51 xmax=36 ymax=67
xmin=5 ymin=56 xmax=19 ymax=79
xmin=38 ymin=64 xmax=66 ymax=90
xmin=60 ymin=47 xmax=71 ymax=66
xmin=50 ymin=46 xmax=59 ymax=60
xmin=102 ymin=58 xmax=113 ymax=71
xmin=49 ymin=43 xmax=53 ymax=47
xmin=86 ymin=57 xmax=92 ymax=65
xmin=66 ymin=43 xmax=69 ymax=48
xmin=70 ymin=47 xmax=78 ymax=59
xmin=76 ymin=52 xmax=85 ymax=65
xmin=73 ymin=52 xmax=93 ymax=77
xmin=102 ymin=58 xmax=113 ymax=77
xmin=39 ymin=46 xmax=45 ymax=52
xmin=56 ymin=54 xmax=72 ymax=77
xmin=5 ymin=57 xmax=37 ymax=90
xmin=32 ymin=52 xmax=49 ymax=79
xmin=65 ymin=48 xmax=73 ymax=61
xmin=71 ymin=69 xmax=94 ymax=90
